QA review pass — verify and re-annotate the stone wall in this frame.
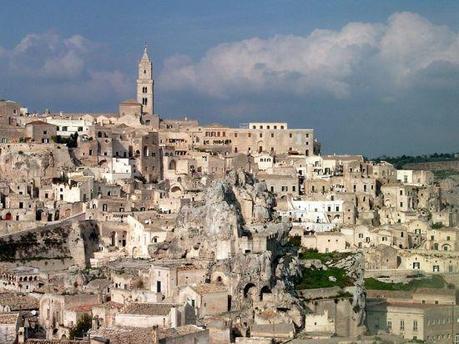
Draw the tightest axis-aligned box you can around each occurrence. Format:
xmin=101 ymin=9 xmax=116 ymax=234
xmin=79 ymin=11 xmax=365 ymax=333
xmin=0 ymin=219 xmax=100 ymax=270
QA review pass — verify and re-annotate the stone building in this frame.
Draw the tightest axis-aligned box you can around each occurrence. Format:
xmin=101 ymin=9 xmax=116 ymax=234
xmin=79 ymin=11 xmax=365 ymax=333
xmin=25 ymin=121 xmax=57 ymax=143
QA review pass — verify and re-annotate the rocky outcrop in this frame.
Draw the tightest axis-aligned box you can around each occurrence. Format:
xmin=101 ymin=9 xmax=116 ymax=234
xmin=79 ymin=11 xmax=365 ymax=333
xmin=151 ymin=170 xmax=304 ymax=335
xmin=0 ymin=219 xmax=99 ymax=270
xmin=330 ymin=252 xmax=366 ymax=328
xmin=0 ymin=143 xmax=74 ymax=181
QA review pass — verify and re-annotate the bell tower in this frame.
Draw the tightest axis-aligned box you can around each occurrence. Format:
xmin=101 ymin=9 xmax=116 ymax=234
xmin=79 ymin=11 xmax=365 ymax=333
xmin=137 ymin=44 xmax=154 ymax=115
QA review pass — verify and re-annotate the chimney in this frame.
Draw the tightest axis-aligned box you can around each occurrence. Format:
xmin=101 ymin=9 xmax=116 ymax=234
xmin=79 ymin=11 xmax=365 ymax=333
xmin=92 ymin=315 xmax=100 ymax=330
xmin=151 ymin=325 xmax=159 ymax=343
xmin=170 ymin=305 xmax=178 ymax=328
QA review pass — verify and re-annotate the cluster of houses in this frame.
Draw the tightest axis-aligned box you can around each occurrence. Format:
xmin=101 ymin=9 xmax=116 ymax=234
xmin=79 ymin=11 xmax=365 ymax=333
xmin=0 ymin=47 xmax=457 ymax=344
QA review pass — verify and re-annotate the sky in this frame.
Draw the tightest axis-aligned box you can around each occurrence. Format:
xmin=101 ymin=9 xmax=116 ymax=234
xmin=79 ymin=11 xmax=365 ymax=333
xmin=1 ymin=1 xmax=459 ymax=157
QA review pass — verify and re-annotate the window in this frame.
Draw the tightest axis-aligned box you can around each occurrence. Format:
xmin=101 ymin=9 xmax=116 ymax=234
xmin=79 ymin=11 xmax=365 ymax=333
xmin=400 ymin=320 xmax=404 ymax=331
xmin=142 ymin=98 xmax=148 ymax=105
xmin=413 ymin=320 xmax=418 ymax=331
xmin=387 ymin=321 xmax=392 ymax=331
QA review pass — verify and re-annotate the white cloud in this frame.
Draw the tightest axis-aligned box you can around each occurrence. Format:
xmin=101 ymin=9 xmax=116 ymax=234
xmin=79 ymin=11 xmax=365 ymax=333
xmin=6 ymin=32 xmax=92 ymax=79
xmin=159 ymin=12 xmax=459 ymax=99
xmin=0 ymin=31 xmax=131 ymax=108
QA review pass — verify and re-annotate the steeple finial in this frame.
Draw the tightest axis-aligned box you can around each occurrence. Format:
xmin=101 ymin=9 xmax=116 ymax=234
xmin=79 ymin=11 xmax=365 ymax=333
xmin=142 ymin=42 xmax=150 ymax=61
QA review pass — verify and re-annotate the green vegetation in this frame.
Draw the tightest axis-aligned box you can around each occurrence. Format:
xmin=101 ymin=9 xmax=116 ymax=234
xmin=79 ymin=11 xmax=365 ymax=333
xmin=373 ymin=152 xmax=458 ymax=169
xmin=433 ymin=169 xmax=459 ymax=180
xmin=364 ymin=275 xmax=448 ymax=291
xmin=295 ymin=267 xmax=353 ymax=289
xmin=69 ymin=313 xmax=92 ymax=339
xmin=52 ymin=132 xmax=78 ymax=148
xmin=431 ymin=222 xmax=444 ymax=229
xmin=288 ymin=236 xmax=301 ymax=248
xmin=299 ymin=249 xmax=351 ymax=263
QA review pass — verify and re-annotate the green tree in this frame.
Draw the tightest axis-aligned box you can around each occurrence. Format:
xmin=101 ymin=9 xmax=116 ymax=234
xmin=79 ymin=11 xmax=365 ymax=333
xmin=69 ymin=313 xmax=92 ymax=339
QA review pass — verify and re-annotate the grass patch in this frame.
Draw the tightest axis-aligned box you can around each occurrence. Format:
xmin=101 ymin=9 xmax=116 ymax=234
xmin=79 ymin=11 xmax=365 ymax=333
xmin=365 ymin=275 xmax=447 ymax=291
xmin=299 ymin=249 xmax=351 ymax=263
xmin=295 ymin=267 xmax=353 ymax=289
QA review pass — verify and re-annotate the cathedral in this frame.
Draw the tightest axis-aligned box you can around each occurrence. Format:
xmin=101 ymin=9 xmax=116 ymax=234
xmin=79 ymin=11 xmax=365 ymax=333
xmin=118 ymin=45 xmax=159 ymax=129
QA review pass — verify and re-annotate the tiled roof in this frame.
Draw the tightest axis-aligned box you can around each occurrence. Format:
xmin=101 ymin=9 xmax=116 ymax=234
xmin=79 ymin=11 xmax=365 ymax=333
xmin=191 ymin=283 xmax=228 ymax=295
xmin=26 ymin=340 xmax=89 ymax=344
xmin=0 ymin=292 xmax=39 ymax=310
xmin=90 ymin=326 xmax=156 ymax=344
xmin=0 ymin=313 xmax=19 ymax=324
xmin=121 ymin=302 xmax=174 ymax=316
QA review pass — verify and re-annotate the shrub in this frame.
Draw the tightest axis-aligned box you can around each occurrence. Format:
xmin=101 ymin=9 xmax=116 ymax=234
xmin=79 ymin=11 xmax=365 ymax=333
xmin=69 ymin=313 xmax=92 ymax=339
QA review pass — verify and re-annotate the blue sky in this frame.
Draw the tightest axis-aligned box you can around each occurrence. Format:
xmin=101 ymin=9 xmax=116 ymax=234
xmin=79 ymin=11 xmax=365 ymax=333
xmin=1 ymin=0 xmax=459 ymax=156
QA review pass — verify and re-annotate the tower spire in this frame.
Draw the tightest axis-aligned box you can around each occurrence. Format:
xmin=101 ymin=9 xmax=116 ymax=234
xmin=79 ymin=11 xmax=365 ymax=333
xmin=142 ymin=41 xmax=150 ymax=61
xmin=137 ymin=43 xmax=154 ymax=116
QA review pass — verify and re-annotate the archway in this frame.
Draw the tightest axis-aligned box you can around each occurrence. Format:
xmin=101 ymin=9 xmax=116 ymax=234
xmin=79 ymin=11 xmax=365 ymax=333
xmin=260 ymin=286 xmax=272 ymax=301
xmin=243 ymin=283 xmax=257 ymax=301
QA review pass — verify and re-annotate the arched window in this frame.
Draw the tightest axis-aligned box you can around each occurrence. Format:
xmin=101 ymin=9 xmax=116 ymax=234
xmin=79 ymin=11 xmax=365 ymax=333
xmin=142 ymin=98 xmax=148 ymax=105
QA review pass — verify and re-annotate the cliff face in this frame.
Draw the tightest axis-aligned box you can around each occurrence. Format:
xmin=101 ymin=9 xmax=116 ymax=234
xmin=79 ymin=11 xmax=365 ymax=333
xmin=0 ymin=143 xmax=74 ymax=181
xmin=330 ymin=252 xmax=367 ymax=328
xmin=0 ymin=220 xmax=99 ymax=271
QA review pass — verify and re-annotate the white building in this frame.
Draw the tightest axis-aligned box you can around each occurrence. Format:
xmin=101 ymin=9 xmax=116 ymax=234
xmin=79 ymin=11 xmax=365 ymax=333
xmin=53 ymin=176 xmax=94 ymax=203
xmin=102 ymin=158 xmax=133 ymax=182
xmin=46 ymin=116 xmax=93 ymax=137
xmin=127 ymin=215 xmax=170 ymax=258
xmin=254 ymin=153 xmax=274 ymax=171
xmin=279 ymin=198 xmax=344 ymax=225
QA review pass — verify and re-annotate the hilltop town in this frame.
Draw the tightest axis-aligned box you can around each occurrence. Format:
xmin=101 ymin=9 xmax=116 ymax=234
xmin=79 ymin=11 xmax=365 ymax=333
xmin=0 ymin=47 xmax=458 ymax=344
